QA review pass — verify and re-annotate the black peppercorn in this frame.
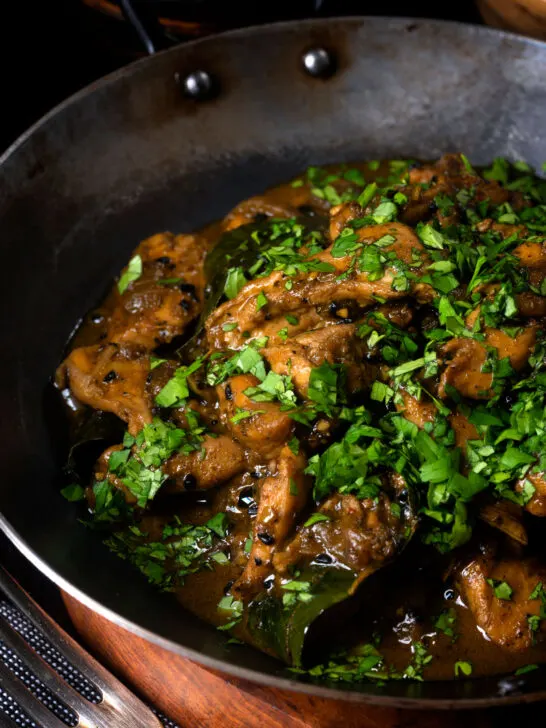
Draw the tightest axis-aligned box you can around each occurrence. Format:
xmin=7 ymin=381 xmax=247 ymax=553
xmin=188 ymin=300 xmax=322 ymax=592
xmin=254 ymin=557 xmax=263 ymax=566
xmin=103 ymin=370 xmax=117 ymax=383
xmin=225 ymin=383 xmax=233 ymax=401
xmin=257 ymin=532 xmax=274 ymax=545
xmin=314 ymin=553 xmax=333 ymax=565
xmin=179 ymin=282 xmax=199 ymax=301
xmin=183 ymin=473 xmax=197 ymax=490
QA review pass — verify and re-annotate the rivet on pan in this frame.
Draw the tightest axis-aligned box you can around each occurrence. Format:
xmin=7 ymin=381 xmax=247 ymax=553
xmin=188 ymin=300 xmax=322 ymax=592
xmin=302 ymin=48 xmax=335 ymax=79
xmin=179 ymin=70 xmax=215 ymax=100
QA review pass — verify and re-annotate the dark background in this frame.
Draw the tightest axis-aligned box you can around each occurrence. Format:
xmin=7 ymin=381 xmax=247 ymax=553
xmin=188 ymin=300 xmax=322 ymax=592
xmin=0 ymin=0 xmax=481 ymax=153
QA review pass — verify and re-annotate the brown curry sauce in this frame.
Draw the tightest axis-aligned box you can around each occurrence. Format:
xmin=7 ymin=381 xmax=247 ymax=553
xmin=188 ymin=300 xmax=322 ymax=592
xmin=56 ymin=155 xmax=546 ymax=682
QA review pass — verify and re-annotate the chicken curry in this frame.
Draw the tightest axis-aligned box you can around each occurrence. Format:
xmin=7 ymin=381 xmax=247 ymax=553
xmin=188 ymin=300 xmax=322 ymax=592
xmin=56 ymin=154 xmax=546 ymax=682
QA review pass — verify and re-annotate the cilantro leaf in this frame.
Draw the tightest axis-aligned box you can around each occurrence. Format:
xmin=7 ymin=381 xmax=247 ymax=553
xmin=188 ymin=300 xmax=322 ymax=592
xmin=224 ymin=267 xmax=247 ymax=299
xmin=118 ymin=254 xmax=142 ymax=294
xmin=60 ymin=484 xmax=85 ymax=502
xmin=304 ymin=513 xmax=331 ymax=527
xmin=487 ymin=579 xmax=513 ymax=600
xmin=454 ymin=660 xmax=472 ymax=677
xmin=155 ymin=357 xmax=205 ymax=408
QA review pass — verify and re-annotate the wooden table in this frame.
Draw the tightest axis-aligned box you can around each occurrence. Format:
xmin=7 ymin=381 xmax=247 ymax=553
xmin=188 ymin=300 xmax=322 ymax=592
xmin=63 ymin=593 xmax=542 ymax=728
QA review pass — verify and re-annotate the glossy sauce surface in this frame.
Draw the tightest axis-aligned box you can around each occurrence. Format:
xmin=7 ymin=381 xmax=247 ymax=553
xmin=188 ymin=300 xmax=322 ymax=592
xmin=58 ymin=157 xmax=546 ymax=682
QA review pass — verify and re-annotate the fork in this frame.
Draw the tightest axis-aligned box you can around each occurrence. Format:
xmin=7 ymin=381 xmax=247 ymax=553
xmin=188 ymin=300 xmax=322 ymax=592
xmin=0 ymin=567 xmax=163 ymax=728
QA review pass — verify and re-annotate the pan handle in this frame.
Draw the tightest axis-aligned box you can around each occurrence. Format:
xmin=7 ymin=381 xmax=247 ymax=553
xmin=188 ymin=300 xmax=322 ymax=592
xmin=118 ymin=0 xmax=170 ymax=55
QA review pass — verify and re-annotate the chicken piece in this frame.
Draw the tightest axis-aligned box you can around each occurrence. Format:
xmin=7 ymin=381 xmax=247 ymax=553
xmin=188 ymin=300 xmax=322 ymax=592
xmin=163 ymin=435 xmax=246 ymax=491
xmin=375 ymin=301 xmax=414 ymax=329
xmin=410 ymin=155 xmax=512 ymax=208
xmin=106 ymin=232 xmax=208 ymax=349
xmin=329 ymin=212 xmax=430 ymax=267
xmin=208 ymin=305 xmax=331 ymax=351
xmin=516 ymin=471 xmax=546 ymax=517
xmin=455 ymin=547 xmax=546 ymax=650
xmin=439 ymin=325 xmax=537 ymax=400
xmin=92 ymin=444 xmax=137 ymax=505
xmin=206 ymin=222 xmax=434 ymax=350
xmin=397 ymin=389 xmax=436 ymax=430
xmin=399 ymin=154 xmax=525 ymax=228
xmin=273 ymin=493 xmax=401 ymax=576
xmin=264 ymin=323 xmax=373 ymax=399
xmin=57 ymin=343 xmax=152 ymax=435
xmin=479 ymin=501 xmax=528 ymax=546
xmin=514 ymin=240 xmax=546 ymax=291
xmin=475 ymin=220 xmax=526 ymax=239
xmin=222 ymin=192 xmax=307 ymax=232
xmin=397 ymin=390 xmax=478 ymax=452
xmin=329 ymin=200 xmax=364 ymax=240
xmin=449 ymin=411 xmax=479 ymax=452
xmin=469 ymin=236 xmax=546 ymax=318
xmin=516 ymin=292 xmax=546 ymax=318
xmin=216 ymin=374 xmax=294 ymax=459
xmin=231 ymin=448 xmax=310 ymax=600
xmin=274 ymin=474 xmax=413 ymax=580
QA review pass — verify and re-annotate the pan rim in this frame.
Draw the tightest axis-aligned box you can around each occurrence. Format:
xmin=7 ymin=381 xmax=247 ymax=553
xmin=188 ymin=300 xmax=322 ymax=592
xmin=2 ymin=15 xmax=546 ymax=708
xmin=2 ymin=14 xmax=546 ymax=165
xmin=4 ymin=512 xmax=546 ymax=709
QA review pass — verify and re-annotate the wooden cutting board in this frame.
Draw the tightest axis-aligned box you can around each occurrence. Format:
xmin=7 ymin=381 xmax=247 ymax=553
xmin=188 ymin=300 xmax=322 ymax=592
xmin=61 ymin=592 xmax=541 ymax=728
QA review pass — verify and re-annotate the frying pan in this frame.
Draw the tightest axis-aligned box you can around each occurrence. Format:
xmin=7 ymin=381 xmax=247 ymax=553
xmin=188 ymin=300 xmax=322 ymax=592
xmin=1 ymin=16 xmax=546 ymax=708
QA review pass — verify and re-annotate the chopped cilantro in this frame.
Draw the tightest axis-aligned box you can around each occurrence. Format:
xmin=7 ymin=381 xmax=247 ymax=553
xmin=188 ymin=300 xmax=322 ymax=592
xmin=307 ymin=361 xmax=345 ymax=415
xmin=487 ymin=579 xmax=513 ymax=600
xmin=303 ymin=513 xmax=331 ymax=527
xmin=104 ymin=515 xmax=224 ymax=590
xmin=155 ymin=357 xmax=205 ymax=408
xmin=60 ymin=484 xmax=85 ymax=502
xmin=289 ymin=478 xmax=299 ymax=496
xmin=206 ymin=512 xmax=230 ymax=538
xmin=106 ymin=417 xmax=205 ymax=508
xmin=230 ymin=408 xmax=266 ymax=424
xmin=224 ymin=267 xmax=247 ymax=299
xmin=118 ymin=254 xmax=142 ymax=295
xmin=150 ymin=356 xmax=167 ymax=370
xmin=372 ymin=200 xmax=397 ymax=224
xmin=256 ymin=291 xmax=268 ymax=311
xmin=157 ymin=277 xmax=182 ymax=286
xmin=217 ymin=595 xmax=244 ymax=631
xmin=357 ymin=182 xmax=377 ymax=208
xmin=243 ymin=370 xmax=297 ymax=408
xmin=206 ymin=340 xmax=268 ymax=386
xmin=515 ymin=664 xmax=539 ymax=676
xmin=287 ymin=436 xmax=300 ymax=455
xmin=454 ymin=660 xmax=472 ymax=677
xmin=435 ymin=608 xmax=457 ymax=640
xmin=404 ymin=642 xmax=432 ymax=681
xmin=416 ymin=223 xmax=445 ymax=250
